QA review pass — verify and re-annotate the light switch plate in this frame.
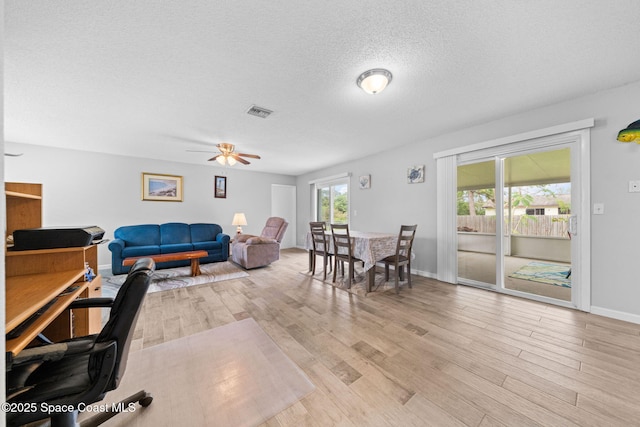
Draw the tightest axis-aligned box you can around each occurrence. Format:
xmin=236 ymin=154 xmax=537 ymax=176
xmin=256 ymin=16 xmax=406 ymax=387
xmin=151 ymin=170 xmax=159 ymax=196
xmin=629 ymin=180 xmax=640 ymax=192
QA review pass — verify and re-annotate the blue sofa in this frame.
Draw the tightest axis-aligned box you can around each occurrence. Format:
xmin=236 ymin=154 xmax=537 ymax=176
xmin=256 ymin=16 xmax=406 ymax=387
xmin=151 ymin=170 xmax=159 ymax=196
xmin=108 ymin=222 xmax=230 ymax=274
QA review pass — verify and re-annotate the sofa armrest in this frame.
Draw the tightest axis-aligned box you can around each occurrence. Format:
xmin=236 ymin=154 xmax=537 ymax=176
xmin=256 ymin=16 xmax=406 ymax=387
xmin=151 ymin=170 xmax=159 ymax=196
xmin=232 ymin=233 xmax=254 ymax=243
xmin=216 ymin=233 xmax=231 ymax=245
xmin=108 ymin=238 xmax=125 ymax=255
xmin=246 ymin=237 xmax=278 ymax=245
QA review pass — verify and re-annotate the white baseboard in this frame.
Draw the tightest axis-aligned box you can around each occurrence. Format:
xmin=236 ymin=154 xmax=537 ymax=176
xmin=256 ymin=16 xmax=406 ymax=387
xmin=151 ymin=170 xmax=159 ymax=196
xmin=413 ymin=269 xmax=437 ymax=279
xmin=590 ymin=306 xmax=640 ymax=325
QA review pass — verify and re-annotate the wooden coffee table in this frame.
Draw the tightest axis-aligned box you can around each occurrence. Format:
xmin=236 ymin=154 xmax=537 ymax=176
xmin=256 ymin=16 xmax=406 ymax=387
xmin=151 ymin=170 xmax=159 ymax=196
xmin=123 ymin=250 xmax=209 ymax=277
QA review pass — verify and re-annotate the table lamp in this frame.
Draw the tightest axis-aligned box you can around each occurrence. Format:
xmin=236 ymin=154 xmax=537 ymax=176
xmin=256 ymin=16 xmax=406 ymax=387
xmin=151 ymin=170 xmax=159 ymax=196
xmin=232 ymin=213 xmax=247 ymax=234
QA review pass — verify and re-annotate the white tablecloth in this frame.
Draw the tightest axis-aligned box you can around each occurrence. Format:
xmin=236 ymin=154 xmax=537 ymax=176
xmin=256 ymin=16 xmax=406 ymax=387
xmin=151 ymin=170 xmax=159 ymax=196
xmin=305 ymin=230 xmax=397 ymax=271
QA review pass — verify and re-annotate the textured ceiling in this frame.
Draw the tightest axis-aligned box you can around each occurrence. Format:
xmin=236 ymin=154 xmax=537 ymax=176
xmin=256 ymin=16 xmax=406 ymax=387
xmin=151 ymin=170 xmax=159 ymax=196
xmin=5 ymin=1 xmax=640 ymax=176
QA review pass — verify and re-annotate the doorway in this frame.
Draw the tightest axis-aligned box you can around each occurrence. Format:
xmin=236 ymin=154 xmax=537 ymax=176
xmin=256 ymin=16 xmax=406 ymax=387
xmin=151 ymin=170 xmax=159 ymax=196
xmin=457 ymin=148 xmax=572 ymax=302
xmin=436 ymin=120 xmax=592 ymax=310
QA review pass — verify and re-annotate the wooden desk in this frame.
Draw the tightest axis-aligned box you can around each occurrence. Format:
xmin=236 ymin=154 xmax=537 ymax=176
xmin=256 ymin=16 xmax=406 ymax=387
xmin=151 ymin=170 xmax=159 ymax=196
xmin=123 ymin=250 xmax=208 ymax=276
xmin=6 ymin=269 xmax=88 ymax=356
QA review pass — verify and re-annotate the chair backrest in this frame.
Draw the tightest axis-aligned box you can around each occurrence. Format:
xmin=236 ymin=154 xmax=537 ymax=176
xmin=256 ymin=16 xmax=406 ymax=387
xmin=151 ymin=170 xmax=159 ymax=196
xmin=261 ymin=217 xmax=289 ymax=243
xmin=395 ymin=225 xmax=418 ymax=259
xmin=96 ymin=257 xmax=155 ymax=390
xmin=310 ymin=222 xmax=329 ymax=253
xmin=330 ymin=223 xmax=354 ymax=259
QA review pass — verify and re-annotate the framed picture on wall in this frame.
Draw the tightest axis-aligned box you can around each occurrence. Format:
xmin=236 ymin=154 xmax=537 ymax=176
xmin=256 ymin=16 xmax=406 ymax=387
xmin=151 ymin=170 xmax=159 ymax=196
xmin=359 ymin=175 xmax=371 ymax=189
xmin=215 ymin=175 xmax=227 ymax=198
xmin=141 ymin=172 xmax=183 ymax=202
xmin=407 ymin=165 xmax=425 ymax=184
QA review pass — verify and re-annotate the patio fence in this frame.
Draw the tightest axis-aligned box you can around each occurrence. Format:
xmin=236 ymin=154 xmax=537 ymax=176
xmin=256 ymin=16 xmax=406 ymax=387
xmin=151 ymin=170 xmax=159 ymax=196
xmin=457 ymin=215 xmax=570 ymax=237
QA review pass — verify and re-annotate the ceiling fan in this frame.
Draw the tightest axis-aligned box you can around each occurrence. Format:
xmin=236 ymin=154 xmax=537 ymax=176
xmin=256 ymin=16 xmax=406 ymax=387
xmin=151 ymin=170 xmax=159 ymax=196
xmin=189 ymin=143 xmax=260 ymax=166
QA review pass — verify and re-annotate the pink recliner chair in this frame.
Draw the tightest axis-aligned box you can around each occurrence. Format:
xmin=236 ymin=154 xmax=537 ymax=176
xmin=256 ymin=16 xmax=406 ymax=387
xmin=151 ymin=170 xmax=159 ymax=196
xmin=230 ymin=217 xmax=288 ymax=269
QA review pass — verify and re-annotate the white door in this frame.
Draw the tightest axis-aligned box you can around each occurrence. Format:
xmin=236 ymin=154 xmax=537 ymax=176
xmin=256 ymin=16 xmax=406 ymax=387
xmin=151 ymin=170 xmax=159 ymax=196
xmin=271 ymin=184 xmax=296 ymax=249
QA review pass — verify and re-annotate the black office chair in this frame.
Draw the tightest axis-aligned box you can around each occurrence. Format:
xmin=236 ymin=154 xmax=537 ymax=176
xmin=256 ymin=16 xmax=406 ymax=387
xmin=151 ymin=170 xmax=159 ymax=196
xmin=6 ymin=258 xmax=156 ymax=427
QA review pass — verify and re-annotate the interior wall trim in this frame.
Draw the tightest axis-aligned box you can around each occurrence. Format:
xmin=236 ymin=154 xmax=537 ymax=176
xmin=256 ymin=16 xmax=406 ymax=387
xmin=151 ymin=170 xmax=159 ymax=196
xmin=308 ymin=172 xmax=351 ymax=185
xmin=433 ymin=118 xmax=595 ymax=159
xmin=591 ymin=306 xmax=640 ymax=325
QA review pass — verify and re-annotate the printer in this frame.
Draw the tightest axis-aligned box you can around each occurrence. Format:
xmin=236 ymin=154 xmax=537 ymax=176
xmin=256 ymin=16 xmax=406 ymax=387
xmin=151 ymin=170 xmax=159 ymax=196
xmin=11 ymin=226 xmax=106 ymax=251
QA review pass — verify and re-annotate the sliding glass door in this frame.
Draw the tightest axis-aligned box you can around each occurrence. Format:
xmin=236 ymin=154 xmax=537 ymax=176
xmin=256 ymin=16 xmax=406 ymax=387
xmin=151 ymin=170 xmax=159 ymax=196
xmin=457 ymin=160 xmax=497 ymax=287
xmin=447 ymin=130 xmax=588 ymax=309
xmin=316 ymin=179 xmax=349 ymax=225
xmin=501 ymin=149 xmax=572 ymax=301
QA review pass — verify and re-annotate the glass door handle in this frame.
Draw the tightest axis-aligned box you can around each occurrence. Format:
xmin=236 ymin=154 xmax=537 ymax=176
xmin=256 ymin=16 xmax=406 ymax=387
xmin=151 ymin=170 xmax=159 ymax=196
xmin=569 ymin=215 xmax=577 ymax=235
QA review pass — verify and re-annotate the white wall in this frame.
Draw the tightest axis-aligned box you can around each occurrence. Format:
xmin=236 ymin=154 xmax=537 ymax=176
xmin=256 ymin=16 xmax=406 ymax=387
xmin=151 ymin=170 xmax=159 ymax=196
xmin=296 ymin=80 xmax=640 ymax=321
xmin=5 ymin=80 xmax=640 ymax=321
xmin=4 ymin=143 xmax=295 ymax=269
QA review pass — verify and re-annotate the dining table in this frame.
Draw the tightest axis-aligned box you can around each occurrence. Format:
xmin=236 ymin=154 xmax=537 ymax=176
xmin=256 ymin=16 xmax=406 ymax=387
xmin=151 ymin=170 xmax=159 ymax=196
xmin=305 ymin=230 xmax=398 ymax=292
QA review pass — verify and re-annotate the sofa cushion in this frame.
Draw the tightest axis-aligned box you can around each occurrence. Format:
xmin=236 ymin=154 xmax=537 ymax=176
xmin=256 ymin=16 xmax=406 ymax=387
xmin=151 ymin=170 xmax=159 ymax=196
xmin=122 ymin=245 xmax=161 ymax=258
xmin=115 ymin=225 xmax=161 ymax=246
xmin=161 ymin=243 xmax=194 ymax=254
xmin=190 ymin=223 xmax=223 ymax=243
xmin=161 ymin=223 xmax=191 ymax=245
xmin=193 ymin=241 xmax=222 ymax=251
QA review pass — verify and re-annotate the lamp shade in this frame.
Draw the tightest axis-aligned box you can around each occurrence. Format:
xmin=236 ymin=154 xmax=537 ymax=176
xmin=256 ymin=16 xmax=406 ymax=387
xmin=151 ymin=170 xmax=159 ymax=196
xmin=232 ymin=212 xmax=247 ymax=234
xmin=232 ymin=213 xmax=247 ymax=226
xmin=357 ymin=68 xmax=392 ymax=94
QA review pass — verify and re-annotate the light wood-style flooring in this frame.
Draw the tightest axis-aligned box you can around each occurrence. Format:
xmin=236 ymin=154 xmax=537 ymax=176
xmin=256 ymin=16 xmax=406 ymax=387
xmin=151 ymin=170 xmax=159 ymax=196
xmin=129 ymin=248 xmax=640 ymax=426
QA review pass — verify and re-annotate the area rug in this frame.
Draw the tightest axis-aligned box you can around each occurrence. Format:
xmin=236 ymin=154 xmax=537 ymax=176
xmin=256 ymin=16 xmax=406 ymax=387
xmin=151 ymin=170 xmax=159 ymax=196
xmin=300 ymin=264 xmax=410 ymax=296
xmin=101 ymin=261 xmax=249 ymax=295
xmin=79 ymin=318 xmax=315 ymax=427
xmin=509 ymin=261 xmax=572 ymax=288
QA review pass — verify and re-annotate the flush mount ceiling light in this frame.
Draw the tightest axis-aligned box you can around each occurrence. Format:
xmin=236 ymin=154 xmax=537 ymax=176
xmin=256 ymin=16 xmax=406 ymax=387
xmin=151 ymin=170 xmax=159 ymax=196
xmin=357 ymin=68 xmax=392 ymax=94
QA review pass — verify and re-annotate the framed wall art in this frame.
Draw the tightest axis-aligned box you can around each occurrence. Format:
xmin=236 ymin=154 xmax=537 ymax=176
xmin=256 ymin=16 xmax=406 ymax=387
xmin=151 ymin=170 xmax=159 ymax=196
xmin=359 ymin=174 xmax=371 ymax=189
xmin=142 ymin=172 xmax=183 ymax=202
xmin=215 ymin=175 xmax=227 ymax=198
xmin=407 ymin=165 xmax=425 ymax=184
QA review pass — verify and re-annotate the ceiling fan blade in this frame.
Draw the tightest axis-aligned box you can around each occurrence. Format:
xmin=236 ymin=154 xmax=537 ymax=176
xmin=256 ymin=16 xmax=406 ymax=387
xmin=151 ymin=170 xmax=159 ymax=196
xmin=187 ymin=149 xmax=216 ymax=153
xmin=4 ymin=153 xmax=24 ymax=157
xmin=208 ymin=154 xmax=222 ymax=161
xmin=236 ymin=153 xmax=261 ymax=159
xmin=230 ymin=154 xmax=250 ymax=165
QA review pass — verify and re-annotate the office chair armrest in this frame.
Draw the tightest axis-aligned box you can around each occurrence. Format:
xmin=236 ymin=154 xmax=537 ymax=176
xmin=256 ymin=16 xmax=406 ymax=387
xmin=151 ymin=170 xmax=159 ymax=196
xmin=9 ymin=338 xmax=114 ymax=369
xmin=10 ymin=343 xmax=71 ymax=368
xmin=68 ymin=297 xmax=114 ymax=309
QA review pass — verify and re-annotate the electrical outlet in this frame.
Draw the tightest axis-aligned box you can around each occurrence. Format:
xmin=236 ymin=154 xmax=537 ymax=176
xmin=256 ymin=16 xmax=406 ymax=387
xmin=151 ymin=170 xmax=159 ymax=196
xmin=629 ymin=180 xmax=640 ymax=193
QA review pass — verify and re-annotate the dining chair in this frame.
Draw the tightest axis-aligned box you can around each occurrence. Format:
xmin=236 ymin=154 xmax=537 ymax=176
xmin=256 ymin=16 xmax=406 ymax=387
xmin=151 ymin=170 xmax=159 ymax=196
xmin=310 ymin=221 xmax=332 ymax=280
xmin=330 ymin=224 xmax=364 ymax=289
xmin=381 ymin=225 xmax=418 ymax=294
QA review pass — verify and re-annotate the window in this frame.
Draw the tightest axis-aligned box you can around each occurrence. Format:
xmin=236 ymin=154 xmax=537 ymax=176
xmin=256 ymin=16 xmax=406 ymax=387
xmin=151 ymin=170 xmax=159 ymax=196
xmin=313 ymin=176 xmax=349 ymax=226
xmin=525 ymin=208 xmax=545 ymax=215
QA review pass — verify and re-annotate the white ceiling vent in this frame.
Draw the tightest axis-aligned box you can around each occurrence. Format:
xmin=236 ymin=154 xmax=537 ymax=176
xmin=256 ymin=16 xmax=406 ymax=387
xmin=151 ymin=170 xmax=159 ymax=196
xmin=246 ymin=105 xmax=273 ymax=118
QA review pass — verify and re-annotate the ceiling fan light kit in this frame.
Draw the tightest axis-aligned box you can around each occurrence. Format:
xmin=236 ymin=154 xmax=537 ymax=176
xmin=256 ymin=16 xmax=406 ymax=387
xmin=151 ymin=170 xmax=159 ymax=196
xmin=357 ymin=68 xmax=392 ymax=94
xmin=207 ymin=143 xmax=260 ymax=166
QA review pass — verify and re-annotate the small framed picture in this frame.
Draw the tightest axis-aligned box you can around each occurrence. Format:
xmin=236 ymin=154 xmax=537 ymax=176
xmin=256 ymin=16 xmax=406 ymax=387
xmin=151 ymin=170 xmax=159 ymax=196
xmin=142 ymin=172 xmax=183 ymax=202
xmin=359 ymin=175 xmax=371 ymax=189
xmin=407 ymin=165 xmax=425 ymax=184
xmin=215 ymin=175 xmax=227 ymax=198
